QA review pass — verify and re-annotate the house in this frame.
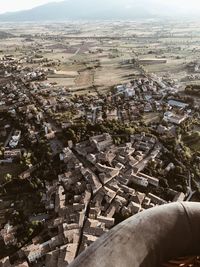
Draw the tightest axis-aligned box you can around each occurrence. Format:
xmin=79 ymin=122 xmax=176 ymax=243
xmin=128 ymin=201 xmax=141 ymax=214
xmin=96 ymin=216 xmax=115 ymax=229
xmin=19 ymin=164 xmax=40 ymax=180
xmin=55 ymin=185 xmax=66 ymax=216
xmin=96 ymin=163 xmax=119 ymax=179
xmin=27 ymin=248 xmax=43 ymax=263
xmin=165 ymin=162 xmax=175 ymax=172
xmin=16 ymin=261 xmax=29 ymax=267
xmin=142 ymin=197 xmax=151 ymax=207
xmin=90 ymin=133 xmax=113 ymax=152
xmin=60 ymin=148 xmax=74 ymax=162
xmin=148 ymin=193 xmax=167 ymax=205
xmin=2 ymin=232 xmax=17 ymax=246
xmin=4 ymin=149 xmax=22 ymax=159
xmin=9 ymin=130 xmax=21 ymax=148
xmin=130 ymin=192 xmax=145 ymax=205
xmin=86 ymin=154 xmax=96 ymax=165
xmin=125 ymin=88 xmax=135 ymax=98
xmin=45 ymin=131 xmax=56 ymax=140
xmin=138 ymin=172 xmax=159 ymax=187
xmin=83 ymin=218 xmax=106 ymax=237
xmin=1 ymin=224 xmax=17 ymax=246
xmin=163 ymin=111 xmax=187 ymax=125
xmin=168 ymin=100 xmax=189 ymax=109
xmin=144 ymin=103 xmax=153 ymax=112
xmin=106 ymin=109 xmax=118 ymax=121
xmin=81 ymin=168 xmax=102 ymax=194
xmin=62 ymin=243 xmax=79 ymax=265
xmin=173 ymin=192 xmax=185 ymax=202
xmin=157 ymin=125 xmax=176 ymax=136
xmin=130 ymin=174 xmax=149 ymax=187
xmin=0 ymin=257 xmax=11 ymax=267
xmin=116 ymin=85 xmax=125 ymax=93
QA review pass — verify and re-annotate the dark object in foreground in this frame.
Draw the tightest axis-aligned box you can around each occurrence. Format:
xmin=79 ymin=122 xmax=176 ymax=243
xmin=162 ymin=256 xmax=200 ymax=266
xmin=69 ymin=202 xmax=200 ymax=267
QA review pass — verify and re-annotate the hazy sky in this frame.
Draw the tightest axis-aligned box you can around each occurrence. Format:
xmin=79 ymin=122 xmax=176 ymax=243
xmin=0 ymin=0 xmax=63 ymax=14
xmin=1 ymin=0 xmax=200 ymax=15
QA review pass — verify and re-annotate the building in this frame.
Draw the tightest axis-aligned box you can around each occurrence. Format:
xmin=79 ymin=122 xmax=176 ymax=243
xmin=173 ymin=192 xmax=185 ymax=202
xmin=130 ymin=174 xmax=149 ymax=187
xmin=138 ymin=172 xmax=159 ymax=187
xmin=163 ymin=111 xmax=187 ymax=125
xmin=90 ymin=134 xmax=113 ymax=152
xmin=168 ymin=100 xmax=189 ymax=109
xmin=148 ymin=193 xmax=167 ymax=205
xmin=4 ymin=149 xmax=22 ymax=159
xmin=9 ymin=130 xmax=21 ymax=148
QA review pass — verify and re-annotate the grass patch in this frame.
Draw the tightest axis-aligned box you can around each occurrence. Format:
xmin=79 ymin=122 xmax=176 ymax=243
xmin=143 ymin=112 xmax=161 ymax=125
xmin=182 ymin=131 xmax=200 ymax=152
xmin=0 ymin=164 xmax=24 ymax=183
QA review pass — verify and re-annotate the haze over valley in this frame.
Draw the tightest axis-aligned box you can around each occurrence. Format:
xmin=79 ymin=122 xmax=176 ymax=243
xmin=1 ymin=0 xmax=200 ymax=21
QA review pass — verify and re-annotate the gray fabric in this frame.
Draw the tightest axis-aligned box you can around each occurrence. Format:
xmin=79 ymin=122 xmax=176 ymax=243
xmin=69 ymin=202 xmax=200 ymax=267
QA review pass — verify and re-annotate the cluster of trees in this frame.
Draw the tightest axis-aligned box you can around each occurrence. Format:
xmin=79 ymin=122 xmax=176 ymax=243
xmin=185 ymin=84 xmax=200 ymax=96
xmin=64 ymin=121 xmax=137 ymax=144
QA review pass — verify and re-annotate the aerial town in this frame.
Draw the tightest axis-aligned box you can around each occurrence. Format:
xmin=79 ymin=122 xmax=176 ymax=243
xmin=0 ymin=20 xmax=200 ymax=267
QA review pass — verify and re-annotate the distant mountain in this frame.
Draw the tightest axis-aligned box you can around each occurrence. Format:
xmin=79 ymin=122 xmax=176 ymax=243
xmin=0 ymin=0 xmax=151 ymax=21
xmin=0 ymin=0 xmax=197 ymax=22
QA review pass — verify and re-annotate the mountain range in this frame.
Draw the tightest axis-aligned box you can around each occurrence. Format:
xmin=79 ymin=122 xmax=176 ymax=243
xmin=0 ymin=0 xmax=198 ymax=22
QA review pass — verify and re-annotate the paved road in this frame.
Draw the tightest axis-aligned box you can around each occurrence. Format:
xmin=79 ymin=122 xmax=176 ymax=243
xmin=186 ymin=172 xmax=196 ymax=201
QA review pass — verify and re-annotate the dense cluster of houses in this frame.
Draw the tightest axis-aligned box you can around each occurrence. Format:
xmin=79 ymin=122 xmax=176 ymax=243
xmin=0 ymin=54 xmax=193 ymax=138
xmin=1 ymin=132 xmax=187 ymax=267
xmin=0 ymin=53 xmax=197 ymax=267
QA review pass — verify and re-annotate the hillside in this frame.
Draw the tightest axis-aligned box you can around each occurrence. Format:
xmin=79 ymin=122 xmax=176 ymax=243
xmin=0 ymin=0 xmax=163 ymax=21
xmin=0 ymin=0 xmax=199 ymax=22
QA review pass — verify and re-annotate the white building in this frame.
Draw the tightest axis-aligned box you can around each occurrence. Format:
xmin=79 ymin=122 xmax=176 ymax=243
xmin=163 ymin=112 xmax=187 ymax=125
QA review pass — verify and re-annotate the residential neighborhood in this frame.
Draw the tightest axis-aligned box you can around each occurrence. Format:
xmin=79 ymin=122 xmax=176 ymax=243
xmin=0 ymin=20 xmax=200 ymax=267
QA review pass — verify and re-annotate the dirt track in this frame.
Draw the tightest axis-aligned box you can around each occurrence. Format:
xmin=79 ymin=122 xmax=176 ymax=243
xmin=75 ymin=70 xmax=94 ymax=87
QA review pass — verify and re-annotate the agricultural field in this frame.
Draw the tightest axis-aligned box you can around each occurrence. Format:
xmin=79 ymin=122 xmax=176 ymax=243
xmin=1 ymin=20 xmax=200 ymax=95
